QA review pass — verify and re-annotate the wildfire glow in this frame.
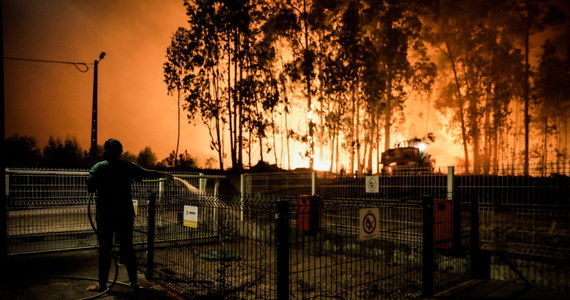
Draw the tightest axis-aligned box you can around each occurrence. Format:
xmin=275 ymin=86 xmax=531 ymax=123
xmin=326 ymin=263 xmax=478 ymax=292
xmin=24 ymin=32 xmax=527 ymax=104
xmin=313 ymin=158 xmax=331 ymax=171
xmin=417 ymin=143 xmax=427 ymax=152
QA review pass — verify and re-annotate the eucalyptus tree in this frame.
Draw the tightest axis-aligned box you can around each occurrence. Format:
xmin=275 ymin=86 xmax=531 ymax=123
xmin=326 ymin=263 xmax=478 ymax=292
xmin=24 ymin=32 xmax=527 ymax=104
xmin=535 ymin=39 xmax=570 ymax=166
xmin=267 ymin=0 xmax=321 ymax=169
xmin=165 ymin=0 xmax=277 ymax=170
xmin=273 ymin=0 xmax=434 ymax=173
xmin=515 ymin=0 xmax=566 ymax=174
xmin=164 ymin=28 xmax=192 ymax=162
xmin=359 ymin=0 xmax=435 ymax=172
xmin=316 ymin=0 xmax=365 ymax=173
xmin=164 ymin=0 xmax=225 ymax=169
xmin=320 ymin=50 xmax=353 ymax=172
xmin=372 ymin=0 xmax=430 ymax=155
xmin=428 ymin=0 xmax=564 ymax=173
xmin=483 ymin=38 xmax=524 ymax=170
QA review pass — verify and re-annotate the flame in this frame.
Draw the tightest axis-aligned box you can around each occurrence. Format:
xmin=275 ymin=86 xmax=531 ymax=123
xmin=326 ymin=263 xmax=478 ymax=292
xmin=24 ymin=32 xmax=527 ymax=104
xmin=417 ymin=143 xmax=427 ymax=152
xmin=313 ymin=158 xmax=331 ymax=171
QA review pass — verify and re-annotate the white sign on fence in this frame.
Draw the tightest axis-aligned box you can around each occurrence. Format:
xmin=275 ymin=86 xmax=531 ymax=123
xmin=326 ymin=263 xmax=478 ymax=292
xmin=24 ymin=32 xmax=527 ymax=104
xmin=359 ymin=207 xmax=380 ymax=240
xmin=183 ymin=205 xmax=198 ymax=228
xmin=365 ymin=176 xmax=379 ymax=193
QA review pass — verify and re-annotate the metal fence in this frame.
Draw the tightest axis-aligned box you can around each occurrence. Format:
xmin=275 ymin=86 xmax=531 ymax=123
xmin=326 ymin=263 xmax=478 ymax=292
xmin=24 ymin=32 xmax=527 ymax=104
xmin=138 ymin=193 xmax=279 ymax=298
xmin=141 ymin=192 xmax=476 ymax=299
xmin=5 ymin=164 xmax=570 ymax=296
xmin=242 ymin=164 xmax=570 ymax=292
xmin=4 ymin=169 xmax=214 ymax=254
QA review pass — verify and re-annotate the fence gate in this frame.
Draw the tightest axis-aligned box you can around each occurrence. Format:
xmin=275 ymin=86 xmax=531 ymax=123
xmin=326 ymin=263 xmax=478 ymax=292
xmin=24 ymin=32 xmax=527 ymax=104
xmin=421 ymin=193 xmax=483 ymax=297
xmin=285 ymin=196 xmax=426 ymax=299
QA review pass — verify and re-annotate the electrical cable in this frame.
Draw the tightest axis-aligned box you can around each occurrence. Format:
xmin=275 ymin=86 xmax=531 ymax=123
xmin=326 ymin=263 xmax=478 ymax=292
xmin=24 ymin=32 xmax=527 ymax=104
xmin=3 ymin=56 xmax=91 ymax=72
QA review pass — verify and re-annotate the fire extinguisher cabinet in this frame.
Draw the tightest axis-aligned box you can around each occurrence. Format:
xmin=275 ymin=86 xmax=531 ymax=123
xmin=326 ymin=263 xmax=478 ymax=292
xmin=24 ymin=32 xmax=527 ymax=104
xmin=297 ymin=195 xmax=321 ymax=234
xmin=433 ymin=199 xmax=454 ymax=249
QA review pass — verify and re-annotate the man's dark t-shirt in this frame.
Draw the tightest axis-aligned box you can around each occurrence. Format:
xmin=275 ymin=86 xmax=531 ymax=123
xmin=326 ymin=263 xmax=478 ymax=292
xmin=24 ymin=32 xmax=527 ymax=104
xmin=88 ymin=159 xmax=149 ymax=218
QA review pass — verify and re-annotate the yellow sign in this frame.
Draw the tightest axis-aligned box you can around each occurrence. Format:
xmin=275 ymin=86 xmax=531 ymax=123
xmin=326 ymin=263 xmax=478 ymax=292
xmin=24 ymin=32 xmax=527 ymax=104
xmin=132 ymin=200 xmax=138 ymax=216
xmin=183 ymin=205 xmax=198 ymax=228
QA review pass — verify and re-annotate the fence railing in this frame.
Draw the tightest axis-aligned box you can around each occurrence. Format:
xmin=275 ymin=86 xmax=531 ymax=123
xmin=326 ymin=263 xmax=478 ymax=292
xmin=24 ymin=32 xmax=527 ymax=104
xmin=5 ymin=165 xmax=570 ymax=295
xmin=4 ymin=168 xmax=222 ymax=254
xmin=242 ymin=166 xmax=570 ymax=257
xmin=241 ymin=165 xmax=570 ymax=292
xmin=141 ymin=192 xmax=479 ymax=299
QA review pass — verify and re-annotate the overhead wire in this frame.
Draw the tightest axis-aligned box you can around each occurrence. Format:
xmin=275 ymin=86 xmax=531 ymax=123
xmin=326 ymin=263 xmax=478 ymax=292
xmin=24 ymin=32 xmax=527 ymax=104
xmin=3 ymin=56 xmax=91 ymax=72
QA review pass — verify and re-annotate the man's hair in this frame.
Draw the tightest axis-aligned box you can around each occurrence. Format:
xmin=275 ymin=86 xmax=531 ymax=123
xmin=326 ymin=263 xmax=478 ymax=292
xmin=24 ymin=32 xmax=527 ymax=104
xmin=103 ymin=138 xmax=123 ymax=161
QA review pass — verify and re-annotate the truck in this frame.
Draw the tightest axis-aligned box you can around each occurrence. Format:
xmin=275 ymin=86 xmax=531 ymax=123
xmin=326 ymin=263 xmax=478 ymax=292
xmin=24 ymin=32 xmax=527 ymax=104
xmin=380 ymin=146 xmax=434 ymax=174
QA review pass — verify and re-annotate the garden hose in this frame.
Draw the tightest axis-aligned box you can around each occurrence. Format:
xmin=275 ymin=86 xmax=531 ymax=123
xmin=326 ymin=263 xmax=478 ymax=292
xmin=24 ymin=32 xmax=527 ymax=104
xmin=18 ymin=179 xmax=168 ymax=300
xmin=86 ymin=192 xmax=120 ymax=299
xmin=141 ymin=178 xmax=168 ymax=183
xmin=81 ymin=177 xmax=167 ymax=298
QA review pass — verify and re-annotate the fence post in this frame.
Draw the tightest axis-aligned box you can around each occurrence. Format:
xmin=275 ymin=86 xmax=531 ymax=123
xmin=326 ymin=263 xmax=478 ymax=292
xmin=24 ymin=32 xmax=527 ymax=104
xmin=240 ymin=174 xmax=245 ymax=221
xmin=146 ymin=191 xmax=157 ymax=280
xmin=311 ymin=171 xmax=316 ymax=196
xmin=214 ymin=178 xmax=220 ymax=197
xmin=276 ymin=200 xmax=290 ymax=300
xmin=447 ymin=166 xmax=455 ymax=201
xmin=422 ymin=194 xmax=434 ymax=298
xmin=158 ymin=180 xmax=164 ymax=203
xmin=1 ymin=171 xmax=7 ymax=275
xmin=199 ymin=172 xmax=206 ymax=192
xmin=470 ymin=191 xmax=486 ymax=279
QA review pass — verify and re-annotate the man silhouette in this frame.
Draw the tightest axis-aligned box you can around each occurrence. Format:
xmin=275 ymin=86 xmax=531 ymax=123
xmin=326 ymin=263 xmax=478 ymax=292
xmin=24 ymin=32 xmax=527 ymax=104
xmin=86 ymin=138 xmax=171 ymax=294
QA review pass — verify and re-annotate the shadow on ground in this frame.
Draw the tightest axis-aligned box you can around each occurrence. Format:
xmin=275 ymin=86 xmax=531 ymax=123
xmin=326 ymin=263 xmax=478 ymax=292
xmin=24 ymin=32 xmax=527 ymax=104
xmin=0 ymin=249 xmax=180 ymax=300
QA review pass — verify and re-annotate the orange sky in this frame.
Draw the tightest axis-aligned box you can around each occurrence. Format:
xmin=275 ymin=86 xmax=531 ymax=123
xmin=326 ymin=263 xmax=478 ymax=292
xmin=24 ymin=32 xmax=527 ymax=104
xmin=3 ymin=0 xmax=213 ymax=165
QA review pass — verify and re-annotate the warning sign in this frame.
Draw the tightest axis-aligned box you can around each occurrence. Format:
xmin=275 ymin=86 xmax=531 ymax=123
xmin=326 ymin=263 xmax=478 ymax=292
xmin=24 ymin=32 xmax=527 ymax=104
xmin=183 ymin=205 xmax=198 ymax=228
xmin=365 ymin=176 xmax=379 ymax=193
xmin=359 ymin=208 xmax=380 ymax=240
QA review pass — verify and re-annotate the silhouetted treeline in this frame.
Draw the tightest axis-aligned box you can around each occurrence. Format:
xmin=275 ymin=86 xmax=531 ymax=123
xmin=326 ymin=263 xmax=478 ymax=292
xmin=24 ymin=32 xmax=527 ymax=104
xmin=4 ymin=134 xmax=198 ymax=170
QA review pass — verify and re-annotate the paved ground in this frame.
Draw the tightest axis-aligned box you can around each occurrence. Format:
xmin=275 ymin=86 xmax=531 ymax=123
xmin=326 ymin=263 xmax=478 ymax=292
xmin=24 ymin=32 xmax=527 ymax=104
xmin=0 ymin=249 xmax=180 ymax=300
xmin=2 ymin=249 xmax=569 ymax=300
xmin=431 ymin=279 xmax=570 ymax=300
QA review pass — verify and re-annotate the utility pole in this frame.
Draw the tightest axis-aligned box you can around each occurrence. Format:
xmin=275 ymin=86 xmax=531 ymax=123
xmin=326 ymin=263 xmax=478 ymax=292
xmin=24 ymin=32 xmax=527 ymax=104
xmin=90 ymin=52 xmax=106 ymax=164
xmin=1 ymin=2 xmax=8 ymax=273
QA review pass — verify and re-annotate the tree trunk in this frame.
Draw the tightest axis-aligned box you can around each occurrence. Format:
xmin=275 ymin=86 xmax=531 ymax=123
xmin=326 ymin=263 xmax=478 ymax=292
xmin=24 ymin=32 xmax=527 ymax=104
xmin=349 ymin=88 xmax=356 ymax=174
xmin=384 ymin=73 xmax=392 ymax=153
xmin=524 ymin=0 xmax=530 ymax=176
xmin=542 ymin=113 xmax=548 ymax=166
xmin=227 ymin=31 xmax=236 ymax=169
xmin=445 ymin=41 xmax=470 ymax=173
xmin=175 ymin=89 xmax=181 ymax=165
xmin=355 ymin=88 xmax=361 ymax=174
xmin=272 ymin=113 xmax=279 ymax=167
xmin=483 ymin=95 xmax=491 ymax=174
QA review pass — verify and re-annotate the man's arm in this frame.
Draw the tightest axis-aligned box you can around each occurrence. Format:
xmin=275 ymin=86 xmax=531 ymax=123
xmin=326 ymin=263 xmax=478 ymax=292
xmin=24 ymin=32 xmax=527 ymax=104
xmin=145 ymin=170 xmax=174 ymax=181
xmin=86 ymin=166 xmax=98 ymax=193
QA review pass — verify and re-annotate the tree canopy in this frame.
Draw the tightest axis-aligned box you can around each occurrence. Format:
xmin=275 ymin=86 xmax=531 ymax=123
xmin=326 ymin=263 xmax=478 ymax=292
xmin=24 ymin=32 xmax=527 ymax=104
xmin=165 ymin=0 xmax=568 ymax=173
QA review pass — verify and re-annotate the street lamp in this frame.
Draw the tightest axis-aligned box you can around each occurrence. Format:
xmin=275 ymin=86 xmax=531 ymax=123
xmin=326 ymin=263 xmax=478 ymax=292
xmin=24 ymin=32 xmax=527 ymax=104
xmin=90 ymin=52 xmax=106 ymax=164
